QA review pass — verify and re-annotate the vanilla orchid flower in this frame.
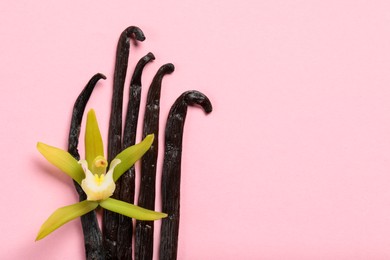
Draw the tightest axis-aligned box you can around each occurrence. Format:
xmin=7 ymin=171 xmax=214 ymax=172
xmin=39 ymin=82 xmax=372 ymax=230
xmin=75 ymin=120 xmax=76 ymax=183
xmin=36 ymin=109 xmax=167 ymax=241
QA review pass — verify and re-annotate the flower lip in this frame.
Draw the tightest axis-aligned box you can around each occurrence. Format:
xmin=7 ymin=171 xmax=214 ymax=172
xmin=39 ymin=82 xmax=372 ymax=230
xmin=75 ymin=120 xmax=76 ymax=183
xmin=79 ymin=158 xmax=121 ymax=201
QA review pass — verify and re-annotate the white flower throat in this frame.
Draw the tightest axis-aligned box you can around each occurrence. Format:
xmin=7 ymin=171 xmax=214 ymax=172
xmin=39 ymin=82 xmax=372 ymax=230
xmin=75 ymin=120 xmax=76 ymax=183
xmin=79 ymin=157 xmax=121 ymax=201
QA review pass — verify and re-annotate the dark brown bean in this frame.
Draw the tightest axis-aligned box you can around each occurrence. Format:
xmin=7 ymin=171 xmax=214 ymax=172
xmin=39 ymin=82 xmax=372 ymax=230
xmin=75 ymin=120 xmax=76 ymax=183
xmin=159 ymin=91 xmax=212 ymax=260
xmin=67 ymin=73 xmax=106 ymax=260
xmin=123 ymin=52 xmax=156 ymax=148
xmin=135 ymin=63 xmax=175 ymax=260
xmin=115 ymin=52 xmax=155 ymax=260
xmin=103 ymin=26 xmax=146 ymax=259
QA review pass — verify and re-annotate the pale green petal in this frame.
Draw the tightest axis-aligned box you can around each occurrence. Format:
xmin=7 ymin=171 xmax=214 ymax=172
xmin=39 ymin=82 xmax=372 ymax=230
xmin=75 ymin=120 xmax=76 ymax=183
xmin=37 ymin=142 xmax=84 ymax=184
xmin=85 ymin=109 xmax=104 ymax=167
xmin=113 ymin=134 xmax=154 ymax=181
xmin=99 ymin=198 xmax=167 ymax=220
xmin=36 ymin=200 xmax=98 ymax=241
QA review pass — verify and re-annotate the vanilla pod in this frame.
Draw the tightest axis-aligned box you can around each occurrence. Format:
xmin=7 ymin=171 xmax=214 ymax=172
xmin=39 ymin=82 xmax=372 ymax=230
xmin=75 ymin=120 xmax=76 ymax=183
xmin=67 ymin=73 xmax=106 ymax=260
xmin=116 ymin=52 xmax=155 ymax=259
xmin=103 ymin=25 xmax=145 ymax=259
xmin=135 ymin=63 xmax=175 ymax=260
xmin=159 ymin=91 xmax=212 ymax=260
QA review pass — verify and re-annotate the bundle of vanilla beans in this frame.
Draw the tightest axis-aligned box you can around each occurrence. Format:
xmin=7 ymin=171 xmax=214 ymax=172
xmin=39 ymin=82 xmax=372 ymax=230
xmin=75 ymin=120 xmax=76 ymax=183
xmin=67 ymin=26 xmax=212 ymax=260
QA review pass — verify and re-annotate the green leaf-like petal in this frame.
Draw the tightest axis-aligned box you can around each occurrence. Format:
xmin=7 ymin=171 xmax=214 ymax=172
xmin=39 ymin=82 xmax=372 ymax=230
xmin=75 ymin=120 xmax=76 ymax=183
xmin=36 ymin=200 xmax=98 ymax=241
xmin=113 ymin=134 xmax=154 ymax=181
xmin=85 ymin=109 xmax=104 ymax=167
xmin=99 ymin=198 xmax=167 ymax=220
xmin=37 ymin=142 xmax=84 ymax=184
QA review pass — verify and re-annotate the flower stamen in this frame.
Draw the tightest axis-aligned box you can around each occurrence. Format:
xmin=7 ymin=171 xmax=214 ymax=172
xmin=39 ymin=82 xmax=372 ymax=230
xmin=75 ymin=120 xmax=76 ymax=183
xmin=91 ymin=155 xmax=108 ymax=176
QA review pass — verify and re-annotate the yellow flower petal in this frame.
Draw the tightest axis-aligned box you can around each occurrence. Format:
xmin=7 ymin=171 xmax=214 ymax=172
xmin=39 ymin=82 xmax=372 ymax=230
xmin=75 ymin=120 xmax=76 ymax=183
xmin=85 ymin=109 xmax=104 ymax=167
xmin=113 ymin=134 xmax=154 ymax=181
xmin=37 ymin=142 xmax=84 ymax=184
xmin=99 ymin=198 xmax=167 ymax=220
xmin=36 ymin=200 xmax=98 ymax=241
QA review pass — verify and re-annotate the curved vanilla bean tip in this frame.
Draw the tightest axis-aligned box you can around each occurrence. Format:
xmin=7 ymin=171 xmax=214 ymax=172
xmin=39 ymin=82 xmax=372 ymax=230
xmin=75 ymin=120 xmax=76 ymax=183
xmin=160 ymin=63 xmax=175 ymax=74
xmin=124 ymin=26 xmax=146 ymax=41
xmin=67 ymin=73 xmax=106 ymax=260
xmin=154 ymin=63 xmax=175 ymax=86
xmin=159 ymin=90 xmax=212 ymax=260
xmin=183 ymin=90 xmax=213 ymax=113
xmin=129 ymin=52 xmax=155 ymax=87
xmin=146 ymin=63 xmax=175 ymax=104
xmin=68 ymin=73 xmax=106 ymax=159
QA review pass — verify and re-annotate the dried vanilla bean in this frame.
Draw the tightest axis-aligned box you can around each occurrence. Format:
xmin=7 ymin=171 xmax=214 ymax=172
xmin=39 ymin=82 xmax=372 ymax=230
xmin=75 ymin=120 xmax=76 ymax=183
xmin=103 ymin=26 xmax=145 ymax=259
xmin=67 ymin=73 xmax=106 ymax=260
xmin=123 ymin=52 xmax=156 ymax=148
xmin=116 ymin=52 xmax=155 ymax=259
xmin=135 ymin=63 xmax=175 ymax=260
xmin=159 ymin=91 xmax=212 ymax=260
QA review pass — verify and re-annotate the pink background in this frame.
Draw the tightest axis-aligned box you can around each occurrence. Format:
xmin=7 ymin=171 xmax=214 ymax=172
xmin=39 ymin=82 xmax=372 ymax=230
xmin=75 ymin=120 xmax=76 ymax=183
xmin=1 ymin=1 xmax=390 ymax=259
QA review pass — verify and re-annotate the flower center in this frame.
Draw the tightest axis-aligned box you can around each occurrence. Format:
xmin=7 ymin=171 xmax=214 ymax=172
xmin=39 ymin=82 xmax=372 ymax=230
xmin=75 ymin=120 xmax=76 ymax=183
xmin=79 ymin=158 xmax=120 ymax=201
